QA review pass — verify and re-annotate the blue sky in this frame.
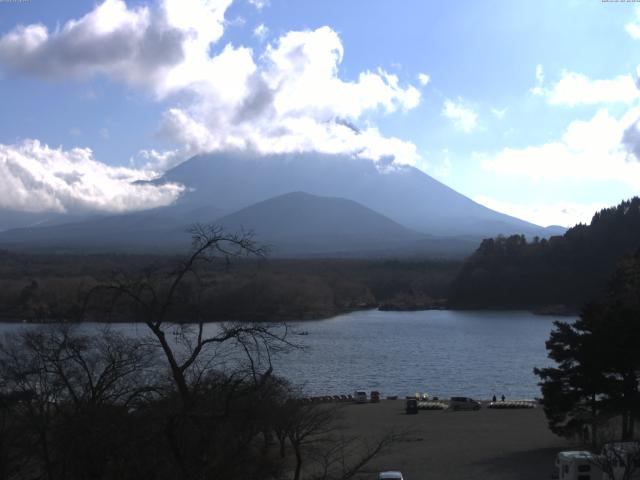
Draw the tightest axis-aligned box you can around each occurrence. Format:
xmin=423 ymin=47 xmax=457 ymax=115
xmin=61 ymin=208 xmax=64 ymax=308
xmin=0 ymin=0 xmax=639 ymax=226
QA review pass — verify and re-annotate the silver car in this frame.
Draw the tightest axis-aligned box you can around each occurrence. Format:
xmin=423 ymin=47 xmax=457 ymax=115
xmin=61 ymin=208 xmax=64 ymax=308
xmin=449 ymin=396 xmax=481 ymax=411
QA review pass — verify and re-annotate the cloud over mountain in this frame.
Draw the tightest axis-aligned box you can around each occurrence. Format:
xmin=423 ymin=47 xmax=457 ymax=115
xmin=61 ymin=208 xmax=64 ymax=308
xmin=0 ymin=0 xmax=422 ymax=169
xmin=0 ymin=140 xmax=183 ymax=214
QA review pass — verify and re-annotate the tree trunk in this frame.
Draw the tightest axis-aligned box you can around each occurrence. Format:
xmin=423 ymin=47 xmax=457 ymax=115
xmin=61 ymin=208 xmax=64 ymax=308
xmin=39 ymin=426 xmax=54 ymax=480
xmin=590 ymin=393 xmax=598 ymax=448
xmin=292 ymin=442 xmax=302 ymax=480
xmin=150 ymin=326 xmax=191 ymax=406
xmin=279 ymin=436 xmax=286 ymax=459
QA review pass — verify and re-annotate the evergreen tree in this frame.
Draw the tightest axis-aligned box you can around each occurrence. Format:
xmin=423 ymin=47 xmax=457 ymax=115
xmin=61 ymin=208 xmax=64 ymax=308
xmin=451 ymin=196 xmax=640 ymax=309
xmin=534 ymin=251 xmax=640 ymax=444
xmin=534 ymin=302 xmax=610 ymax=445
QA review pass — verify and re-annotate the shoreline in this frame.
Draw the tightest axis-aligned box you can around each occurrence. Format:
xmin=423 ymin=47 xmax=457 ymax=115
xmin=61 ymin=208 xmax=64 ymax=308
xmin=0 ymin=305 xmax=578 ymax=325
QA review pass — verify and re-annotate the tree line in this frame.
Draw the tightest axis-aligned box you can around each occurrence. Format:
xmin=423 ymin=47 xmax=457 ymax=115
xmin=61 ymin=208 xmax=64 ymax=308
xmin=0 ymin=250 xmax=459 ymax=323
xmin=450 ymin=197 xmax=640 ymax=310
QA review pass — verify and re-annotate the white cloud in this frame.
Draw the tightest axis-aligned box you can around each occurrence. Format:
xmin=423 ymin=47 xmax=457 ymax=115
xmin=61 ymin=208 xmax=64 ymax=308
xmin=253 ymin=23 xmax=268 ymax=41
xmin=530 ymin=64 xmax=544 ymax=96
xmin=132 ymin=147 xmax=187 ymax=172
xmin=535 ymin=64 xmax=544 ymax=84
xmin=426 ymin=149 xmax=452 ymax=179
xmin=480 ymin=107 xmax=640 ymax=187
xmin=491 ymin=107 xmax=507 ymax=119
xmin=442 ymin=98 xmax=478 ymax=133
xmin=157 ymin=25 xmax=422 ymax=165
xmin=474 ymin=195 xmax=605 ymax=228
xmin=0 ymin=0 xmax=234 ymax=98
xmin=0 ymin=1 xmax=422 ymax=168
xmin=248 ymin=0 xmax=269 ymax=9
xmin=626 ymin=7 xmax=640 ymax=39
xmin=529 ymin=62 xmax=640 ymax=106
xmin=0 ymin=140 xmax=183 ymax=214
xmin=418 ymin=72 xmax=430 ymax=86
xmin=264 ymin=28 xmax=420 ymax=117
xmin=545 ymin=71 xmax=640 ymax=106
xmin=160 ymin=108 xmax=421 ymax=166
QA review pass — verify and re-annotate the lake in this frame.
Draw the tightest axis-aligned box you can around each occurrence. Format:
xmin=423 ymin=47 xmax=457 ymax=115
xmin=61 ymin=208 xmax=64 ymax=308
xmin=0 ymin=309 xmax=568 ymax=400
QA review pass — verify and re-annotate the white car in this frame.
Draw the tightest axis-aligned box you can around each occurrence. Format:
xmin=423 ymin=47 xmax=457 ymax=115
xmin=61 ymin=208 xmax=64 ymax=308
xmin=378 ymin=471 xmax=404 ymax=480
xmin=354 ymin=391 xmax=368 ymax=403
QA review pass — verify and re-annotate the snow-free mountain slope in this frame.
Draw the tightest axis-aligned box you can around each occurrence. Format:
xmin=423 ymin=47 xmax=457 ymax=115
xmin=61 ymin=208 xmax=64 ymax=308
xmin=158 ymin=152 xmax=554 ymax=237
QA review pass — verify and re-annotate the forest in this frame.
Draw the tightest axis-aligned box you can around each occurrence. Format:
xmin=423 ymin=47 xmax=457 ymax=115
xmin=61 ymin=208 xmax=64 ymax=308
xmin=0 ymin=248 xmax=459 ymax=323
xmin=450 ymin=197 xmax=640 ymax=311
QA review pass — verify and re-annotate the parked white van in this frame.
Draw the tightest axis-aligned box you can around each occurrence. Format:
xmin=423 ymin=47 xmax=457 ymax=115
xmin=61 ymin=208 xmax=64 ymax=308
xmin=354 ymin=391 xmax=367 ymax=403
xmin=555 ymin=451 xmax=601 ymax=480
xmin=554 ymin=444 xmax=640 ymax=480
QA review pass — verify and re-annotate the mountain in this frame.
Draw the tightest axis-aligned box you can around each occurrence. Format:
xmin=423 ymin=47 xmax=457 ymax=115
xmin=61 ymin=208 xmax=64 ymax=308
xmin=217 ymin=191 xmax=416 ymax=239
xmin=214 ymin=191 xmax=478 ymax=256
xmin=449 ymin=197 xmax=640 ymax=310
xmin=156 ymin=151 xmax=560 ymax=238
xmin=0 ymin=204 xmax=226 ymax=252
xmin=0 ymin=191 xmax=480 ymax=257
xmin=0 ymin=209 xmax=88 ymax=232
xmin=0 ymin=152 xmax=566 ymax=256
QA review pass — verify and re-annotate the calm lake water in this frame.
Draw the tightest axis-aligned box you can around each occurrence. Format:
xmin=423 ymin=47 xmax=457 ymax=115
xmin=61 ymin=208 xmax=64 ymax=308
xmin=0 ymin=309 xmax=569 ymax=400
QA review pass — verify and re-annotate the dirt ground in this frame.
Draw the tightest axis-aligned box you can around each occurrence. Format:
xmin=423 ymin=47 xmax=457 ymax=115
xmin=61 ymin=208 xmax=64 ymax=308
xmin=337 ymin=400 xmax=582 ymax=480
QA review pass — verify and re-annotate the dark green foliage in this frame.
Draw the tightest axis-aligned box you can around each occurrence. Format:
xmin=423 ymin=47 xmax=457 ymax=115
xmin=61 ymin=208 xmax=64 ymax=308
xmin=534 ymin=251 xmax=640 ymax=445
xmin=450 ymin=197 xmax=640 ymax=310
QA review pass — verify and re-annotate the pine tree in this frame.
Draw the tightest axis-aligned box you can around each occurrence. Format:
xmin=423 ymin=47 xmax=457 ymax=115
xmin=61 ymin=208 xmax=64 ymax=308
xmin=534 ymin=251 xmax=640 ymax=444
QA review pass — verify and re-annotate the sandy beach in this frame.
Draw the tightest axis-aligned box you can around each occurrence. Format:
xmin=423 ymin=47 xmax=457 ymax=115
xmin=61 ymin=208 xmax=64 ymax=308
xmin=338 ymin=400 xmax=581 ymax=480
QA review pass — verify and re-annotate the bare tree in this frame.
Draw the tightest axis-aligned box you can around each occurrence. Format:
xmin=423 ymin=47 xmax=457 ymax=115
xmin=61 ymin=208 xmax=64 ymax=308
xmin=600 ymin=442 xmax=640 ymax=480
xmin=83 ymin=224 xmax=293 ymax=406
xmin=0 ymin=325 xmax=157 ymax=480
xmin=69 ymin=224 xmax=403 ymax=480
xmin=309 ymin=429 xmax=405 ymax=480
xmin=81 ymin=225 xmax=300 ymax=479
xmin=587 ymin=438 xmax=640 ymax=480
xmin=278 ymin=400 xmax=405 ymax=480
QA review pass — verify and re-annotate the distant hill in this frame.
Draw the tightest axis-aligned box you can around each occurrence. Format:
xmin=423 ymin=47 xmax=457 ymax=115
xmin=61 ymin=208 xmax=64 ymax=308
xmin=0 ymin=209 xmax=88 ymax=232
xmin=0 ymin=204 xmax=226 ymax=252
xmin=217 ymin=191 xmax=418 ymax=245
xmin=0 ymin=191 xmax=481 ymax=257
xmin=156 ymin=152 xmax=561 ymax=238
xmin=449 ymin=197 xmax=640 ymax=310
xmin=213 ymin=191 xmax=479 ymax=257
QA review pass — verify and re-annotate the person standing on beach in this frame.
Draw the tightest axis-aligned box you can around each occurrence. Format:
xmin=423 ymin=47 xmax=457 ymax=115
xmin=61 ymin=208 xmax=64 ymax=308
xmin=501 ymin=394 xmax=505 ymax=402
xmin=492 ymin=395 xmax=497 ymax=402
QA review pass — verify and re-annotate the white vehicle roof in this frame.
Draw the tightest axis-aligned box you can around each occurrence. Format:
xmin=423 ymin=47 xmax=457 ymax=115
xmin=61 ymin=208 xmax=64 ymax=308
xmin=378 ymin=471 xmax=403 ymax=479
xmin=557 ymin=451 xmax=595 ymax=460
